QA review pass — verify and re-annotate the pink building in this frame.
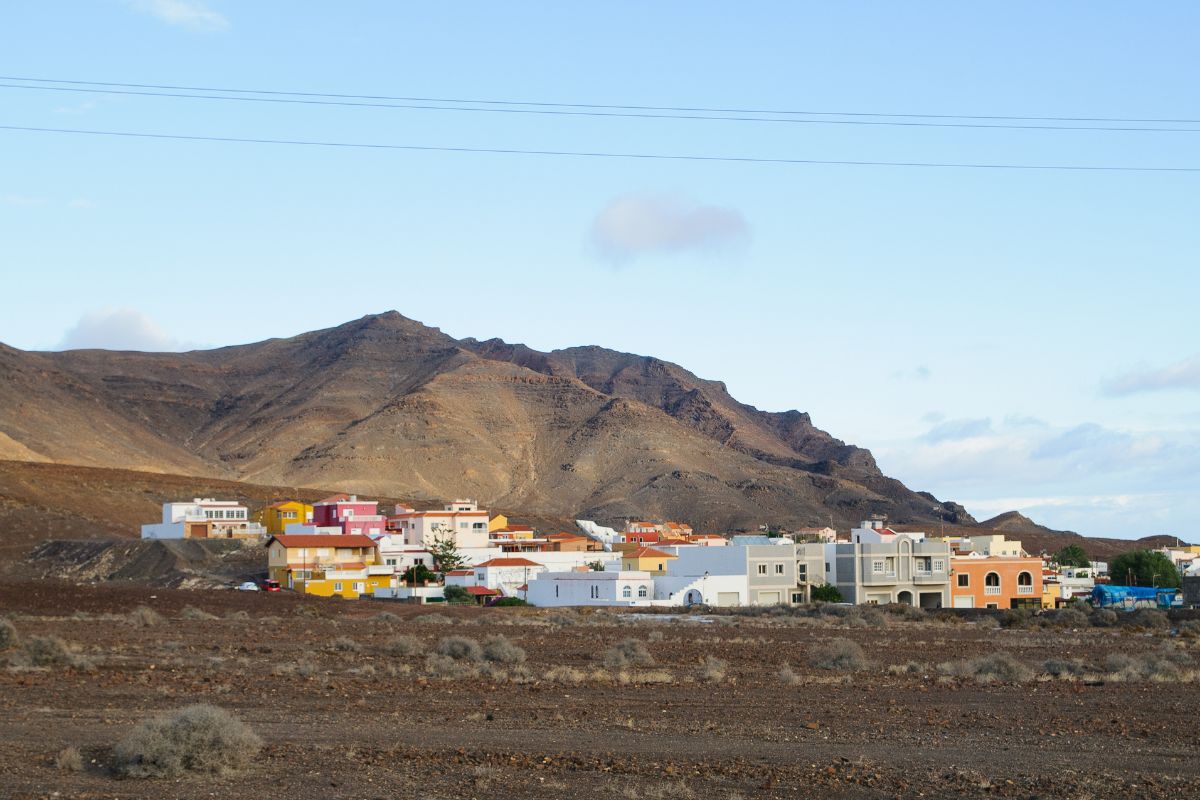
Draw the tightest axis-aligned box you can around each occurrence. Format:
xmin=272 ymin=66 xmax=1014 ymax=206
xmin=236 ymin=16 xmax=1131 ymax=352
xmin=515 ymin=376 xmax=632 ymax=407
xmin=311 ymin=494 xmax=386 ymax=536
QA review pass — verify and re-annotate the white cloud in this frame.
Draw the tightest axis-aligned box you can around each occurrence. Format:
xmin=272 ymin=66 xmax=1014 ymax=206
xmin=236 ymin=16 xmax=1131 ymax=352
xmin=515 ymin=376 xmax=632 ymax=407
xmin=125 ymin=0 xmax=228 ymax=31
xmin=921 ymin=417 xmax=991 ymax=443
xmin=590 ymin=193 xmax=749 ymax=262
xmin=58 ymin=309 xmax=181 ymax=352
xmin=1101 ymin=354 xmax=1200 ymax=396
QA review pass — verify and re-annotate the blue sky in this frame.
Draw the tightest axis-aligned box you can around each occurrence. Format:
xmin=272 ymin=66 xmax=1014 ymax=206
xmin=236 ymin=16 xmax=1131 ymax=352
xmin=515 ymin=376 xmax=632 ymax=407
xmin=2 ymin=1 xmax=1198 ymax=538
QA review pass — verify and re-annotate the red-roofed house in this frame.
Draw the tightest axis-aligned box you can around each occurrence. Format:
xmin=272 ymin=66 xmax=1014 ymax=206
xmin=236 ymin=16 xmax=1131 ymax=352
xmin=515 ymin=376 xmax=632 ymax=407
xmin=388 ymin=499 xmax=490 ymax=549
xmin=265 ymin=534 xmax=389 ymax=598
xmin=473 ymin=557 xmax=547 ymax=597
xmin=621 ymin=547 xmax=677 ymax=575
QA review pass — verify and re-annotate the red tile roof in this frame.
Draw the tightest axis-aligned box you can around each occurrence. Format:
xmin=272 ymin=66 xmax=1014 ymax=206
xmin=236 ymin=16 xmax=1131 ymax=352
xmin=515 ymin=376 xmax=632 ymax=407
xmin=444 ymin=569 xmax=474 ymax=576
xmin=466 ymin=586 xmax=500 ymax=596
xmin=268 ymin=534 xmax=377 ymax=549
xmin=475 ymin=557 xmax=543 ymax=568
xmin=624 ymin=547 xmax=675 ymax=560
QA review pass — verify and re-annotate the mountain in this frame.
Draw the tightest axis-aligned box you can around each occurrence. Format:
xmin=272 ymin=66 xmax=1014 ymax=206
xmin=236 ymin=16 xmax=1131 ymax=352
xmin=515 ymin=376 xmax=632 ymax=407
xmin=0 ymin=311 xmax=974 ymax=532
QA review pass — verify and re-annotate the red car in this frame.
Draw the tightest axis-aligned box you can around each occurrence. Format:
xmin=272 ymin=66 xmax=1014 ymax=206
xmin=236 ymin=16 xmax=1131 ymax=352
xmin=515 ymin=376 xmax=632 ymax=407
xmin=260 ymin=579 xmax=281 ymax=592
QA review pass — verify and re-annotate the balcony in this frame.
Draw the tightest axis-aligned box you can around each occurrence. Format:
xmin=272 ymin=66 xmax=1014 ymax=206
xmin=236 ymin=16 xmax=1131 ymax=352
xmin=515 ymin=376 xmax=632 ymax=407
xmin=984 ymin=586 xmax=1001 ymax=596
xmin=1017 ymin=585 xmax=1034 ymax=595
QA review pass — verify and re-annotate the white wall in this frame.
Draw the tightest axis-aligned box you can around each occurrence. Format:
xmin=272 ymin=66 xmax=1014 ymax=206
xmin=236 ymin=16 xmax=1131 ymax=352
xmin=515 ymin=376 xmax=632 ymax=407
xmin=141 ymin=522 xmax=185 ymax=539
xmin=527 ymin=571 xmax=653 ymax=607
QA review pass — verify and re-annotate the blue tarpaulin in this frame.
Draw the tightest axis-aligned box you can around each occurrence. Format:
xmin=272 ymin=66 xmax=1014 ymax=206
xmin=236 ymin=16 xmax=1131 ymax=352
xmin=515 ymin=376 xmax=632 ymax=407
xmin=1092 ymin=584 xmax=1179 ymax=609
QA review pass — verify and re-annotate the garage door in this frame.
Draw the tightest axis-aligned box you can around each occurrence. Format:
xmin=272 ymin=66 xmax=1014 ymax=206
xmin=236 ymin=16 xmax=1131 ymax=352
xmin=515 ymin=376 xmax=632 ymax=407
xmin=953 ymin=596 xmax=974 ymax=608
xmin=758 ymin=591 xmax=781 ymax=605
xmin=717 ymin=592 xmax=740 ymax=607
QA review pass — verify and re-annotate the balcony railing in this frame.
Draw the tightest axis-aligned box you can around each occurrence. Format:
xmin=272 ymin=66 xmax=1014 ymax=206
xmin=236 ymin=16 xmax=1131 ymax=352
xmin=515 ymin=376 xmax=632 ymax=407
xmin=984 ymin=586 xmax=1001 ymax=595
xmin=1017 ymin=585 xmax=1034 ymax=595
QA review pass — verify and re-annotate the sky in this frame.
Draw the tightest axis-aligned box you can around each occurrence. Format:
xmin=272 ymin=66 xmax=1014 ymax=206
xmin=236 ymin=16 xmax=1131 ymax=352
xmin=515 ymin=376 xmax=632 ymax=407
xmin=2 ymin=1 xmax=1198 ymax=539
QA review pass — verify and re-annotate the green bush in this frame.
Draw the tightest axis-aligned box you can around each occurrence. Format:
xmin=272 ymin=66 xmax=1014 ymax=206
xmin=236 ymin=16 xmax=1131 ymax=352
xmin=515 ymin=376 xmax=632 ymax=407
xmin=810 ymin=584 xmax=843 ymax=603
xmin=491 ymin=597 xmax=528 ymax=607
xmin=443 ymin=585 xmax=472 ymax=604
xmin=1110 ymin=550 xmax=1181 ymax=589
xmin=114 ymin=704 xmax=261 ymax=778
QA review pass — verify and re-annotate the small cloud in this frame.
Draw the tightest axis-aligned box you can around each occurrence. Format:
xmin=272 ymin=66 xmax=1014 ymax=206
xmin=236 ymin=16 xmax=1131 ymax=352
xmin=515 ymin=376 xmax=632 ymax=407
xmin=921 ymin=411 xmax=945 ymax=424
xmin=125 ymin=0 xmax=228 ymax=31
xmin=58 ymin=309 xmax=181 ymax=352
xmin=590 ymin=193 xmax=748 ymax=262
xmin=1101 ymin=354 xmax=1200 ymax=396
xmin=921 ymin=417 xmax=992 ymax=443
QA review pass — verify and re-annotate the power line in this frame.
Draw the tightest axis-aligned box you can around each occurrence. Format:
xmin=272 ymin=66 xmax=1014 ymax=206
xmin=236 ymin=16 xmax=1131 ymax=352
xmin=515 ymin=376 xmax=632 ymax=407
xmin=3 ymin=75 xmax=1198 ymax=133
xmin=2 ymin=124 xmax=1197 ymax=172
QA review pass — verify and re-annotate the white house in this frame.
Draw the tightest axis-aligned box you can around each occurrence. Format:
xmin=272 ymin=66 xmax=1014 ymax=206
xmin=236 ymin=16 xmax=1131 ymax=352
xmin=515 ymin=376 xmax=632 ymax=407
xmin=472 ymin=557 xmax=548 ymax=596
xmin=388 ymin=499 xmax=491 ymax=549
xmin=527 ymin=570 xmax=655 ymax=607
xmin=141 ymin=499 xmax=264 ymax=539
xmin=653 ymin=540 xmax=798 ymax=606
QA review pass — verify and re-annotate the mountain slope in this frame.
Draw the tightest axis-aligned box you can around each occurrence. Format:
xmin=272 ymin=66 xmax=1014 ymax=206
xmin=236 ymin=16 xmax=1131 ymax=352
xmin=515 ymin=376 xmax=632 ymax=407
xmin=0 ymin=312 xmax=970 ymax=531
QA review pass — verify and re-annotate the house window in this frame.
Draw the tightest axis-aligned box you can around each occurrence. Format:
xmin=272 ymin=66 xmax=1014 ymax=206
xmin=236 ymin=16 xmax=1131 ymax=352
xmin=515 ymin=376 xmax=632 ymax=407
xmin=872 ymin=560 xmax=884 ymax=574
xmin=622 ymin=586 xmax=632 ymax=598
xmin=797 ymin=564 xmax=807 ymax=580
xmin=657 ymin=563 xmax=664 ymax=571
xmin=353 ymin=582 xmax=364 ymax=593
xmin=758 ymin=564 xmax=768 ymax=575
xmin=386 ymin=558 xmax=396 ymax=566
xmin=638 ymin=586 xmax=648 ymax=598
xmin=473 ymin=522 xmax=485 ymax=529
xmin=1017 ymin=571 xmax=1032 ymax=586
xmin=555 ymin=585 xmax=559 ymax=598
xmin=957 ymin=573 xmax=969 ymax=587
xmin=933 ymin=559 xmax=945 ymax=572
xmin=775 ymin=563 xmax=785 ymax=575
xmin=985 ymin=572 xmax=1000 ymax=586
xmin=333 ymin=582 xmax=343 ymax=592
xmin=459 ymin=522 xmax=468 ymax=529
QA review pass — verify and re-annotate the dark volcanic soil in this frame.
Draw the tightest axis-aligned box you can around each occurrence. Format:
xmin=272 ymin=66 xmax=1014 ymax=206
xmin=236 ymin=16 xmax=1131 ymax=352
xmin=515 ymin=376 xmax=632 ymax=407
xmin=0 ymin=581 xmax=1197 ymax=799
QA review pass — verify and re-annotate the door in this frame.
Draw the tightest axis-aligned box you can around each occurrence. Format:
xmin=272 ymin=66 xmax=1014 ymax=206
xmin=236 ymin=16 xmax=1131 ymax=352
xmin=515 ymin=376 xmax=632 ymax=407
xmin=953 ymin=596 xmax=974 ymax=608
xmin=758 ymin=590 xmax=781 ymax=605
xmin=717 ymin=592 xmax=740 ymax=607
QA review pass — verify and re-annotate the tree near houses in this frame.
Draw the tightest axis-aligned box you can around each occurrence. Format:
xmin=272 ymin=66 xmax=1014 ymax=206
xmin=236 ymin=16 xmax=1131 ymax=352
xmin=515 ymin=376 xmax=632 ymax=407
xmin=429 ymin=533 xmax=467 ymax=573
xmin=811 ymin=583 xmax=843 ymax=603
xmin=1052 ymin=545 xmax=1090 ymax=568
xmin=1110 ymin=550 xmax=1181 ymax=589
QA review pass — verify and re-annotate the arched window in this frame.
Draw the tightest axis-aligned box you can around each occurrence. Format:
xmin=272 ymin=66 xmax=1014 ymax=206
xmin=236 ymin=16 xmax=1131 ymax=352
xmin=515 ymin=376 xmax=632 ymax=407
xmin=985 ymin=572 xmax=1000 ymax=587
xmin=637 ymin=586 xmax=648 ymax=598
xmin=1017 ymin=571 xmax=1032 ymax=586
xmin=622 ymin=585 xmax=632 ymax=598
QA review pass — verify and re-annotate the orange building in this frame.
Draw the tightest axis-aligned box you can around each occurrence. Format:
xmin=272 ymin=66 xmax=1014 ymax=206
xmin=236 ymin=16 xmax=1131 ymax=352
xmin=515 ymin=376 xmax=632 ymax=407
xmin=950 ymin=557 xmax=1043 ymax=609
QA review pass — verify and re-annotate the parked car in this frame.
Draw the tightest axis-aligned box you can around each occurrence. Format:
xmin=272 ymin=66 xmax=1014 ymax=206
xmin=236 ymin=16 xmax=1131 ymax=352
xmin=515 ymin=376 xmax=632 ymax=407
xmin=261 ymin=579 xmax=281 ymax=592
xmin=235 ymin=581 xmax=261 ymax=591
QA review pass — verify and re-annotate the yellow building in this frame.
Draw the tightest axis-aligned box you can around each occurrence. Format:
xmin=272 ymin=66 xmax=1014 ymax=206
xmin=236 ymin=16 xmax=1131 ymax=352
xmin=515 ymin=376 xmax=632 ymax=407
xmin=621 ymin=546 xmax=677 ymax=575
xmin=488 ymin=514 xmax=509 ymax=532
xmin=255 ymin=500 xmax=314 ymax=536
xmin=297 ymin=568 xmax=394 ymax=599
xmin=266 ymin=534 xmax=379 ymax=597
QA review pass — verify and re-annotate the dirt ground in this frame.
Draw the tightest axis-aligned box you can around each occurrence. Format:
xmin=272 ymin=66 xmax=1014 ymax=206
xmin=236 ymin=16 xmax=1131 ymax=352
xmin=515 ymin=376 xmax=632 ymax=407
xmin=1 ymin=580 xmax=1198 ymax=799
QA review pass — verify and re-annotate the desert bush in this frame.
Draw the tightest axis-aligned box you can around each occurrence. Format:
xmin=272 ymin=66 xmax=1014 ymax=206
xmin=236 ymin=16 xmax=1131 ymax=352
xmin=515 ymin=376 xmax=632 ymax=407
xmin=1104 ymin=651 xmax=1190 ymax=681
xmin=293 ymin=605 xmax=321 ymax=618
xmin=604 ymin=638 xmax=654 ymax=669
xmin=886 ymin=661 xmax=926 ymax=676
xmin=328 ymin=637 xmax=360 ymax=653
xmin=0 ymin=618 xmax=18 ymax=651
xmin=481 ymin=635 xmax=525 ymax=665
xmin=113 ymin=704 xmax=261 ymax=778
xmin=545 ymin=612 xmax=580 ymax=627
xmin=816 ymin=603 xmax=853 ymax=618
xmin=1090 ymin=608 xmax=1119 ymax=627
xmin=224 ymin=610 xmax=250 ymax=621
xmin=1125 ymin=609 xmax=1169 ymax=629
xmin=885 ymin=603 xmax=925 ymax=622
xmin=1050 ymin=608 xmax=1090 ymax=629
xmin=382 ymin=635 xmax=423 ymax=658
xmin=999 ymin=608 xmax=1035 ymax=629
xmin=55 ymin=746 xmax=83 ymax=772
xmin=437 ymin=636 xmax=483 ymax=662
xmin=126 ymin=606 xmax=163 ymax=628
xmin=808 ymin=638 xmax=867 ymax=671
xmin=646 ymin=629 xmax=665 ymax=642
xmin=859 ymin=609 xmax=888 ymax=627
xmin=700 ymin=655 xmax=727 ymax=682
xmin=778 ymin=663 xmax=801 ymax=685
xmin=1042 ymin=658 xmax=1090 ymax=678
xmin=939 ymin=652 xmax=1033 ymax=683
xmin=373 ymin=612 xmax=401 ymax=625
xmin=424 ymin=653 xmax=479 ymax=680
xmin=443 ymin=585 xmax=472 ymax=604
xmin=413 ymin=613 xmax=454 ymax=626
xmin=973 ymin=615 xmax=1001 ymax=630
xmin=491 ymin=597 xmax=529 ymax=607
xmin=180 ymin=606 xmax=217 ymax=621
xmin=272 ymin=659 xmax=316 ymax=678
xmin=543 ymin=665 xmax=586 ymax=684
xmin=21 ymin=636 xmax=93 ymax=669
xmin=1177 ymin=620 xmax=1200 ymax=639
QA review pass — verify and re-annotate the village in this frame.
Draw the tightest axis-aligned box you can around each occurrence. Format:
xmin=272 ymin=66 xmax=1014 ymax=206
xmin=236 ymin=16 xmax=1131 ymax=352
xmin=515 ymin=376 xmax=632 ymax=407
xmin=139 ymin=494 xmax=1199 ymax=610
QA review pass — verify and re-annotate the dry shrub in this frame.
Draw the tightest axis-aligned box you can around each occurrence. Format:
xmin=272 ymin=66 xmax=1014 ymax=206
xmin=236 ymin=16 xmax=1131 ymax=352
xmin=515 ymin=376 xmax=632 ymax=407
xmin=481 ymin=635 xmax=525 ymax=665
xmin=808 ymin=638 xmax=867 ymax=671
xmin=224 ymin=610 xmax=250 ymax=621
xmin=886 ymin=661 xmax=926 ymax=676
xmin=424 ymin=653 xmax=478 ymax=680
xmin=1042 ymin=658 xmax=1090 ymax=678
xmin=999 ymin=608 xmax=1036 ymax=629
xmin=1126 ymin=609 xmax=1169 ymax=630
xmin=1050 ymin=608 xmax=1090 ymax=629
xmin=271 ymin=659 xmax=316 ymax=678
xmin=1090 ymin=608 xmax=1119 ymax=627
xmin=604 ymin=639 xmax=654 ymax=669
xmin=180 ymin=606 xmax=217 ymax=622
xmin=55 ymin=746 xmax=83 ymax=772
xmin=1104 ymin=652 xmax=1191 ymax=681
xmin=544 ymin=665 xmax=586 ymax=684
xmin=413 ymin=613 xmax=454 ymax=626
xmin=635 ymin=780 xmax=696 ymax=799
xmin=619 ymin=669 xmax=674 ymax=685
xmin=778 ymin=663 xmax=801 ymax=685
xmin=1178 ymin=620 xmax=1200 ymax=639
xmin=114 ymin=704 xmax=261 ymax=778
xmin=328 ymin=637 xmax=360 ymax=653
xmin=545 ymin=612 xmax=580 ymax=627
xmin=126 ymin=606 xmax=163 ymax=628
xmin=973 ymin=615 xmax=1001 ymax=630
xmin=19 ymin=636 xmax=94 ymax=669
xmin=0 ymin=618 xmax=18 ymax=651
xmin=293 ymin=605 xmax=321 ymax=618
xmin=382 ymin=634 xmax=423 ymax=657
xmin=646 ymin=629 xmax=665 ymax=642
xmin=939 ymin=652 xmax=1033 ymax=683
xmin=885 ymin=603 xmax=926 ymax=622
xmin=700 ymin=655 xmax=727 ymax=682
xmin=437 ymin=636 xmax=482 ymax=662
xmin=373 ymin=612 xmax=401 ymax=624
